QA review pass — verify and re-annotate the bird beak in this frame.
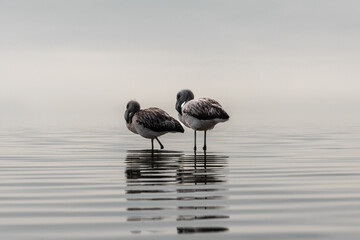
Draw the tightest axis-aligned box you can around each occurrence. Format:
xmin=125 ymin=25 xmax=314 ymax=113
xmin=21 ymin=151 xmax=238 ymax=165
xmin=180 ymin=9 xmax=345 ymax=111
xmin=124 ymin=110 xmax=130 ymax=123
xmin=175 ymin=102 xmax=182 ymax=115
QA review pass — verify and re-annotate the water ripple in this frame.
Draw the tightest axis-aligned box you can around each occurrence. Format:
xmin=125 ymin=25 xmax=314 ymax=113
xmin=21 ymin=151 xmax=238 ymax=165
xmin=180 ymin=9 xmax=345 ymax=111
xmin=1 ymin=127 xmax=360 ymax=239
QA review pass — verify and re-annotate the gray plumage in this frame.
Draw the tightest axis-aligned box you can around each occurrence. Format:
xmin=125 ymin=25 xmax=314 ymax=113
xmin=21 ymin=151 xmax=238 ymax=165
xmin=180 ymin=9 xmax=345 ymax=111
xmin=175 ymin=89 xmax=229 ymax=151
xmin=125 ymin=100 xmax=184 ymax=151
xmin=135 ymin=107 xmax=184 ymax=133
xmin=183 ymin=98 xmax=229 ymax=120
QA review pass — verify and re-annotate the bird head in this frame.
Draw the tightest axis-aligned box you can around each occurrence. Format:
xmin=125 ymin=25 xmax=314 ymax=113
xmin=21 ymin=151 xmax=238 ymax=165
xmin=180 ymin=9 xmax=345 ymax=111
xmin=124 ymin=100 xmax=140 ymax=124
xmin=175 ymin=89 xmax=194 ymax=115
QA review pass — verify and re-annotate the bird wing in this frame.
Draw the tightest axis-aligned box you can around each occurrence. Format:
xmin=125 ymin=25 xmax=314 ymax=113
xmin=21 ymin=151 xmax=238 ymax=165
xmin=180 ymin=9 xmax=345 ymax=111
xmin=183 ymin=98 xmax=229 ymax=120
xmin=136 ymin=108 xmax=184 ymax=132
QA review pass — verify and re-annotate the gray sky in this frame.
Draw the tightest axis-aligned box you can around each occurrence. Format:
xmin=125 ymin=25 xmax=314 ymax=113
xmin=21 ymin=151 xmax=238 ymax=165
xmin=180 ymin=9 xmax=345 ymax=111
xmin=1 ymin=0 xmax=359 ymax=127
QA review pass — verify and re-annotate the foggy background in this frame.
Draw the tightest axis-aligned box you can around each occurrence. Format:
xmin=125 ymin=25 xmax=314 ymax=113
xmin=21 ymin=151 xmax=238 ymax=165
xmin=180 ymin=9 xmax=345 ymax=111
xmin=1 ymin=0 xmax=359 ymax=128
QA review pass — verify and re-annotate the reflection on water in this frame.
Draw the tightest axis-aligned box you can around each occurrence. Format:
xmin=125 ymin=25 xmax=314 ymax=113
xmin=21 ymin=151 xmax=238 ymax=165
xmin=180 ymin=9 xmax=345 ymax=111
xmin=125 ymin=150 xmax=229 ymax=234
xmin=2 ymin=126 xmax=360 ymax=239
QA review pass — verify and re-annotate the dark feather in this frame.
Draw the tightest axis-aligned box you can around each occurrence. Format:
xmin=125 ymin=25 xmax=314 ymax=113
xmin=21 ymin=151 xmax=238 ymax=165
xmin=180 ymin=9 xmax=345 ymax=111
xmin=184 ymin=98 xmax=229 ymax=120
xmin=136 ymin=108 xmax=184 ymax=133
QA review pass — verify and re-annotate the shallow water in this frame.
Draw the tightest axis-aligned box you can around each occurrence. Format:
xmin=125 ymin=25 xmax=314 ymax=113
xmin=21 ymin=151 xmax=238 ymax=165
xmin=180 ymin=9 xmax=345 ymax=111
xmin=1 ymin=125 xmax=360 ymax=239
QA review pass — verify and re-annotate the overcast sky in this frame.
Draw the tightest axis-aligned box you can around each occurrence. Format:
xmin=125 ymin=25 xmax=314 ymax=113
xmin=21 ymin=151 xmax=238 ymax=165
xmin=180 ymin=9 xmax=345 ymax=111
xmin=1 ymin=0 xmax=359 ymax=127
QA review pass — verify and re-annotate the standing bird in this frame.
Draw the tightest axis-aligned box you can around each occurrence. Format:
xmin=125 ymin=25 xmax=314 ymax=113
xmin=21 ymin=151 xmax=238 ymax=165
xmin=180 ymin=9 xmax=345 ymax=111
xmin=125 ymin=100 xmax=184 ymax=151
xmin=175 ymin=89 xmax=229 ymax=151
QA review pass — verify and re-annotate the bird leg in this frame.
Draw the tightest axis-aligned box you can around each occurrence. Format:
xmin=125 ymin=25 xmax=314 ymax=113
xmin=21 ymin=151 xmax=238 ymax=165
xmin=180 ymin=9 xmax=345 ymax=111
xmin=204 ymin=149 xmax=207 ymax=169
xmin=155 ymin=137 xmax=164 ymax=149
xmin=151 ymin=139 xmax=154 ymax=152
xmin=203 ymin=130 xmax=207 ymax=151
xmin=194 ymin=130 xmax=197 ymax=151
xmin=194 ymin=150 xmax=197 ymax=169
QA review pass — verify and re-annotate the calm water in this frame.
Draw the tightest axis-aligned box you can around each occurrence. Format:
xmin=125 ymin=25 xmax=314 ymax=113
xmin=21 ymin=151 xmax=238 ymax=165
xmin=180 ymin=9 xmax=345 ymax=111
xmin=1 ymin=125 xmax=360 ymax=239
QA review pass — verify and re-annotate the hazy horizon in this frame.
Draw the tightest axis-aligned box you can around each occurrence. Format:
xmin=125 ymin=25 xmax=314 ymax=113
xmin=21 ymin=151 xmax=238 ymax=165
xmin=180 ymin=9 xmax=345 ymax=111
xmin=1 ymin=0 xmax=359 ymax=127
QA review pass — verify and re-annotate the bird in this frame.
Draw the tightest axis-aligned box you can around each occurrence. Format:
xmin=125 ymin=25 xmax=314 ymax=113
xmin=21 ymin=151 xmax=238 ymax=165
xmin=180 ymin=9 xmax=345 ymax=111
xmin=175 ymin=89 xmax=229 ymax=151
xmin=125 ymin=100 xmax=184 ymax=151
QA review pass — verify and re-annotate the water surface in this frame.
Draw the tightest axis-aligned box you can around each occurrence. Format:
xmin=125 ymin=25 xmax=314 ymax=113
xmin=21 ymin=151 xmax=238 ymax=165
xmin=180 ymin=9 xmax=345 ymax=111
xmin=1 ymin=125 xmax=360 ymax=239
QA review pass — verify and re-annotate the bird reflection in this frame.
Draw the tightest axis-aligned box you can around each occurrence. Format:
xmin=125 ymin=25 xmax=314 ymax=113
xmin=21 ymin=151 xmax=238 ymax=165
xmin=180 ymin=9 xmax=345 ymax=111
xmin=125 ymin=150 xmax=229 ymax=234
